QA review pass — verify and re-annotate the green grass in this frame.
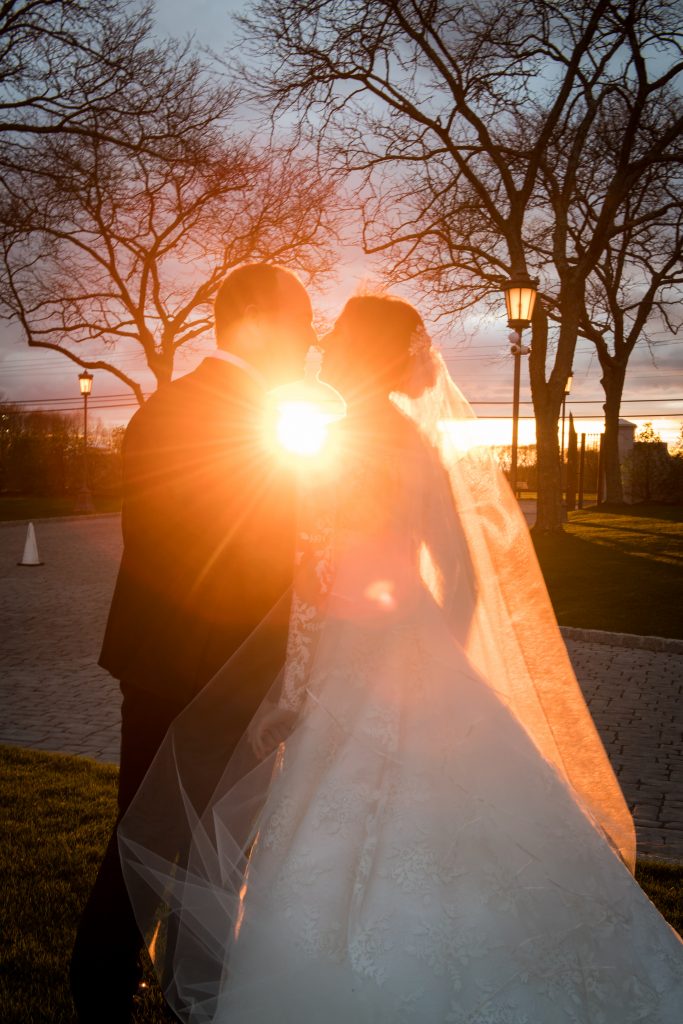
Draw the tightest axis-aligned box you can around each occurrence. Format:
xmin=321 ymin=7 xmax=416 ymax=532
xmin=636 ymin=859 xmax=683 ymax=937
xmin=0 ymin=495 xmax=121 ymax=521
xmin=1 ymin=745 xmax=681 ymax=1022
xmin=0 ymin=746 xmax=173 ymax=1023
xmin=533 ymin=504 xmax=683 ymax=638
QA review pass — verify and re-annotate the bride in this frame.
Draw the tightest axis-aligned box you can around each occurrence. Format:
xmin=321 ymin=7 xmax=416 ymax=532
xmin=119 ymin=295 xmax=683 ymax=1023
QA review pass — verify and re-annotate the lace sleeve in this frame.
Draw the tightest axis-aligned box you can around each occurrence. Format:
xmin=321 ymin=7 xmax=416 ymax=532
xmin=279 ymin=478 xmax=336 ymax=712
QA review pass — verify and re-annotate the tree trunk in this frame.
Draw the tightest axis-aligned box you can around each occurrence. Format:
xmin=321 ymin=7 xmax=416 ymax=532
xmin=533 ymin=405 xmax=563 ymax=532
xmin=528 ymin=302 xmax=575 ymax=534
xmin=600 ymin=360 xmax=627 ymax=505
xmin=151 ymin=351 xmax=174 ymax=391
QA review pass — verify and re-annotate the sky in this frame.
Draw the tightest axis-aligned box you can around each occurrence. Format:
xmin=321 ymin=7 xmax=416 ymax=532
xmin=0 ymin=0 xmax=681 ymax=449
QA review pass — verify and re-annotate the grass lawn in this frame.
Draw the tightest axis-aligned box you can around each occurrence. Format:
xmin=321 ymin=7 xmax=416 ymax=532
xmin=1 ymin=745 xmax=682 ymax=1023
xmin=0 ymin=747 xmax=173 ymax=1024
xmin=0 ymin=495 xmax=121 ymax=521
xmin=533 ymin=504 xmax=683 ymax=639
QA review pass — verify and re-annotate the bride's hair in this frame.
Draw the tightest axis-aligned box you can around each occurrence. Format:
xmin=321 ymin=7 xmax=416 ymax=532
xmin=325 ymin=294 xmax=430 ymax=401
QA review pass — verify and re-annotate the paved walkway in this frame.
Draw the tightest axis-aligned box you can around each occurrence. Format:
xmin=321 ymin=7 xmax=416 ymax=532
xmin=1 ymin=516 xmax=122 ymax=763
xmin=1 ymin=516 xmax=682 ymax=861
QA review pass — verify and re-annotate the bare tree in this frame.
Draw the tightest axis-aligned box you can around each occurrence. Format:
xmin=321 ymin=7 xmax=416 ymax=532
xmin=0 ymin=0 xmax=339 ymax=396
xmin=572 ymin=143 xmax=683 ymax=503
xmin=237 ymin=0 xmax=683 ymax=532
xmin=0 ymin=0 xmax=224 ymax=154
xmin=0 ymin=124 xmax=338 ymax=400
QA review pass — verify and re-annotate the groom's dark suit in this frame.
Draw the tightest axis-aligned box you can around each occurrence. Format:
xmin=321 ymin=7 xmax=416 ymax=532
xmin=71 ymin=355 xmax=298 ymax=1022
xmin=100 ymin=354 xmax=297 ymax=703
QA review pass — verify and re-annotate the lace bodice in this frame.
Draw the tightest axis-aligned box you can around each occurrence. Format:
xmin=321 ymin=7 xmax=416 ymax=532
xmin=279 ymin=419 xmax=438 ymax=712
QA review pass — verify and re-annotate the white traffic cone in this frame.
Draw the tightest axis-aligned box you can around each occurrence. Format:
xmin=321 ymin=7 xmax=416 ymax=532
xmin=17 ymin=522 xmax=44 ymax=566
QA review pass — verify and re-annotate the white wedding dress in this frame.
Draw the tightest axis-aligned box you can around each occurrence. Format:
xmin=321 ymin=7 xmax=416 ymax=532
xmin=119 ymin=356 xmax=683 ymax=1023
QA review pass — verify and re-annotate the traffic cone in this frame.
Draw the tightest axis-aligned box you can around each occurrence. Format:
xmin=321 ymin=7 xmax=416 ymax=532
xmin=17 ymin=522 xmax=44 ymax=566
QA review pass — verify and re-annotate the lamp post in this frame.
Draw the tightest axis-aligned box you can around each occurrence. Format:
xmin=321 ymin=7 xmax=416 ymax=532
xmin=74 ymin=370 xmax=94 ymax=513
xmin=560 ymin=367 xmax=573 ymax=469
xmin=559 ymin=367 xmax=574 ymax=512
xmin=503 ymin=273 xmax=538 ymax=497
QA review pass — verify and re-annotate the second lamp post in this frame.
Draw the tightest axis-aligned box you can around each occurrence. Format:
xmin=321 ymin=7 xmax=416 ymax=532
xmin=74 ymin=370 xmax=94 ymax=514
xmin=561 ymin=368 xmax=573 ymax=467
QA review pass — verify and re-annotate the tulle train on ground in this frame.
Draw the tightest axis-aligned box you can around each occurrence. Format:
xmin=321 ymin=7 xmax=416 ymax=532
xmin=120 ymin=589 xmax=683 ymax=1023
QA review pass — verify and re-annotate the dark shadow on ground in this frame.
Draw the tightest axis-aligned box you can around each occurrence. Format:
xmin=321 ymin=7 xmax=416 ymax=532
xmin=533 ymin=515 xmax=683 ymax=638
xmin=590 ymin=503 xmax=683 ymax=523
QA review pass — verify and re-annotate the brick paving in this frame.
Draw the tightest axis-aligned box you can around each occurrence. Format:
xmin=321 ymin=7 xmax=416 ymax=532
xmin=565 ymin=636 xmax=683 ymax=863
xmin=1 ymin=515 xmax=682 ymax=861
xmin=1 ymin=516 xmax=122 ymax=764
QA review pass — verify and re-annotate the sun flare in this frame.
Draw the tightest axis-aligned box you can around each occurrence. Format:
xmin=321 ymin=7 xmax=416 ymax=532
xmin=275 ymin=402 xmax=330 ymax=457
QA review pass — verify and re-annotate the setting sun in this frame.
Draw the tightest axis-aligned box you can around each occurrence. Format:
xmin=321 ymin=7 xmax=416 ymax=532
xmin=269 ymin=348 xmax=348 ymax=459
xmin=275 ymin=401 xmax=331 ymax=456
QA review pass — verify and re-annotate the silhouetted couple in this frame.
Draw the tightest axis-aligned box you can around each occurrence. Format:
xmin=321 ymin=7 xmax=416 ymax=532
xmin=71 ymin=263 xmax=683 ymax=1023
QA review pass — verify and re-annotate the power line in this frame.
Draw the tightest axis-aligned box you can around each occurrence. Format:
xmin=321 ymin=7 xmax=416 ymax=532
xmin=472 ymin=398 xmax=683 ymax=405
xmin=3 ymin=407 xmax=680 ymax=421
xmin=2 ymin=348 xmax=680 ymax=373
xmin=2 ymin=403 xmax=140 ymax=413
xmin=442 ymin=413 xmax=680 ymax=420
xmin=5 ymin=393 xmax=144 ymax=404
xmin=4 ymin=392 xmax=682 ymax=408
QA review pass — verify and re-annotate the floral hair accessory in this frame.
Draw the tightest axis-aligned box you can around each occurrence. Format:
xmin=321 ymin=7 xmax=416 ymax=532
xmin=408 ymin=324 xmax=432 ymax=356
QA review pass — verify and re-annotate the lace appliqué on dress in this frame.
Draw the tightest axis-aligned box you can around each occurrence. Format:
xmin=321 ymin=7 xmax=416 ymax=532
xmin=279 ymin=479 xmax=336 ymax=712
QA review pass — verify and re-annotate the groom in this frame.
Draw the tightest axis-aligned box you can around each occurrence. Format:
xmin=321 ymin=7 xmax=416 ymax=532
xmin=70 ymin=263 xmax=315 ymax=1023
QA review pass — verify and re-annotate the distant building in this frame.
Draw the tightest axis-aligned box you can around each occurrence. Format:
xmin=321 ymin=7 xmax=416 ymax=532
xmin=620 ymin=419 xmax=677 ymax=503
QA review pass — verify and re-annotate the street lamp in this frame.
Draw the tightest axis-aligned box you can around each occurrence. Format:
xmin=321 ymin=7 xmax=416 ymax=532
xmin=559 ymin=367 xmax=574 ymax=511
xmin=503 ymin=272 xmax=538 ymax=496
xmin=74 ymin=370 xmax=94 ymax=513
xmin=561 ymin=368 xmax=573 ymax=467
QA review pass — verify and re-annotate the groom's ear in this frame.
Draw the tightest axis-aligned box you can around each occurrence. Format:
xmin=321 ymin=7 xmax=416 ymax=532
xmin=243 ymin=304 xmax=269 ymax=344
xmin=216 ymin=304 xmax=263 ymax=355
xmin=231 ymin=304 xmax=269 ymax=357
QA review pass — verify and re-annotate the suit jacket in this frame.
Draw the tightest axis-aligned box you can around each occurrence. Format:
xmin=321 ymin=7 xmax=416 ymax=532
xmin=99 ymin=357 xmax=298 ymax=709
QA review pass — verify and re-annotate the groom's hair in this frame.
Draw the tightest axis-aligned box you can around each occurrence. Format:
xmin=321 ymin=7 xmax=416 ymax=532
xmin=214 ymin=263 xmax=303 ymax=348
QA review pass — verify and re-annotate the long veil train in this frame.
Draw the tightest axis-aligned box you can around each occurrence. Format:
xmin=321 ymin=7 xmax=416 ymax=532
xmin=117 ymin=352 xmax=682 ymax=1024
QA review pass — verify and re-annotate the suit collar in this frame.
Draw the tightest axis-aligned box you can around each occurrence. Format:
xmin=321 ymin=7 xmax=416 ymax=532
xmin=204 ymin=350 xmax=267 ymax=389
xmin=195 ymin=355 xmax=266 ymax=399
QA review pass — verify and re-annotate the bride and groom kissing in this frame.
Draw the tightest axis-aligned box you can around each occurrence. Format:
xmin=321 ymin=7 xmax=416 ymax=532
xmin=71 ymin=263 xmax=683 ymax=1023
